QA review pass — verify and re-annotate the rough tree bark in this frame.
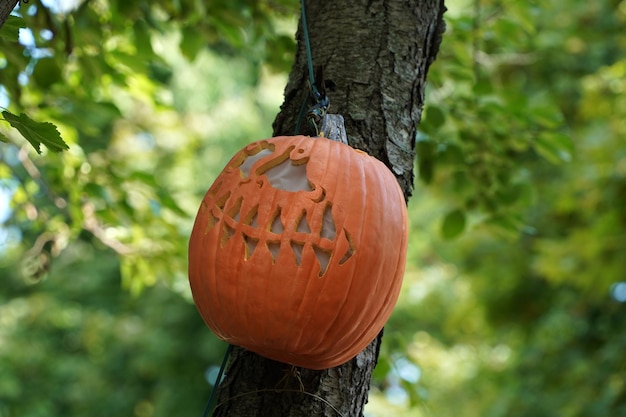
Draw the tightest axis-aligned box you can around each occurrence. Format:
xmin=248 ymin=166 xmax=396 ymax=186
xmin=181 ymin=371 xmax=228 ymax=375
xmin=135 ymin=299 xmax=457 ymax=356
xmin=212 ymin=1 xmax=446 ymax=416
xmin=0 ymin=0 xmax=19 ymax=30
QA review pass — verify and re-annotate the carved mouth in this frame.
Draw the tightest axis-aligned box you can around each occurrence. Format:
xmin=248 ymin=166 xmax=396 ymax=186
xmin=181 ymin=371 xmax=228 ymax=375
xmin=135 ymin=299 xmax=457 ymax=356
xmin=202 ymin=142 xmax=355 ymax=277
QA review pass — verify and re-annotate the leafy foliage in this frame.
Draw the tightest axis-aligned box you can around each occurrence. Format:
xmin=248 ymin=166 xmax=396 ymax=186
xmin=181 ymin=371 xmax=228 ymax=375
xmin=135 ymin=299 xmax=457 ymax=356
xmin=1 ymin=2 xmax=295 ymax=414
xmin=1 ymin=111 xmax=68 ymax=153
xmin=0 ymin=15 xmax=22 ymax=42
xmin=370 ymin=0 xmax=626 ymax=415
xmin=0 ymin=246 xmax=227 ymax=417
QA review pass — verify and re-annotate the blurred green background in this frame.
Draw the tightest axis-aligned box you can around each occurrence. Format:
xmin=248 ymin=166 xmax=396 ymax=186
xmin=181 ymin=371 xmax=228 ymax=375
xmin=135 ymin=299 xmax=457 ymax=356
xmin=1 ymin=0 xmax=625 ymax=416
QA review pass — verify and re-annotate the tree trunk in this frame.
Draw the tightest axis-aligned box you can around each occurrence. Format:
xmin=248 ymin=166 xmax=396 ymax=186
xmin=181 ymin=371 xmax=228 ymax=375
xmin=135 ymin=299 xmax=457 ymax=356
xmin=212 ymin=1 xmax=445 ymax=416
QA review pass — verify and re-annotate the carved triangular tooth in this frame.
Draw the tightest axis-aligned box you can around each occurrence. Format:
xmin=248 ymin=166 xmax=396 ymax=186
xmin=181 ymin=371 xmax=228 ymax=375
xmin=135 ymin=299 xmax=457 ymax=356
xmin=205 ymin=212 xmax=220 ymax=233
xmin=269 ymin=208 xmax=284 ymax=233
xmin=320 ymin=204 xmax=336 ymax=240
xmin=243 ymin=205 xmax=259 ymax=228
xmin=312 ymin=244 xmax=331 ymax=277
xmin=220 ymin=223 xmax=235 ymax=247
xmin=296 ymin=211 xmax=311 ymax=233
xmin=339 ymin=229 xmax=355 ymax=265
xmin=243 ymin=233 xmax=259 ymax=260
xmin=266 ymin=241 xmax=281 ymax=263
xmin=227 ymin=197 xmax=243 ymax=221
xmin=290 ymin=241 xmax=305 ymax=266
xmin=215 ymin=191 xmax=231 ymax=211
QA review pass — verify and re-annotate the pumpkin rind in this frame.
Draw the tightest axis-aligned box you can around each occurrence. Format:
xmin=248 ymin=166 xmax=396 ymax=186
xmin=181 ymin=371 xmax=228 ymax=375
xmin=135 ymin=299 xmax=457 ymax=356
xmin=188 ymin=135 xmax=408 ymax=369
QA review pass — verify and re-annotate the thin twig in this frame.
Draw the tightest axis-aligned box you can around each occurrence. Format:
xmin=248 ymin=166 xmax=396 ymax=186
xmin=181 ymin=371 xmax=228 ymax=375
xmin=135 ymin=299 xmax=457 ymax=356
xmin=14 ymin=145 xmax=137 ymax=256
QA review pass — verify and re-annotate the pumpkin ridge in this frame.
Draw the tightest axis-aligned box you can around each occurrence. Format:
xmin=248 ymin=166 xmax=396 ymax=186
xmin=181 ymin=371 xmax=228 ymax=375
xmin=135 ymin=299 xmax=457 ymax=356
xmin=288 ymin=140 xmax=339 ymax=353
xmin=363 ymin=182 xmax=408 ymax=341
xmin=209 ymin=216 xmax=229 ymax=341
xmin=332 ymin=156 xmax=402 ymax=351
xmin=306 ymin=146 xmax=367 ymax=355
xmin=292 ymin=142 xmax=355 ymax=354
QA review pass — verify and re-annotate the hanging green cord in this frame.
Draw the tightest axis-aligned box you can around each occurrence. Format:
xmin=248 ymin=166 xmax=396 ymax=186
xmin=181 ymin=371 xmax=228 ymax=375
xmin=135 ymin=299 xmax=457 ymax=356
xmin=201 ymin=344 xmax=233 ymax=417
xmin=300 ymin=0 xmax=318 ymax=98
xmin=295 ymin=0 xmax=329 ymax=135
xmin=295 ymin=0 xmax=316 ymax=135
xmin=294 ymin=94 xmax=310 ymax=135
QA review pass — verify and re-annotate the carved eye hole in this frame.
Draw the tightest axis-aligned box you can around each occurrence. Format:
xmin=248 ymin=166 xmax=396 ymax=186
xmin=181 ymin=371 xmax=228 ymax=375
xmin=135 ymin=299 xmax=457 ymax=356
xmin=262 ymin=157 xmax=312 ymax=192
xmin=239 ymin=146 xmax=313 ymax=193
xmin=239 ymin=149 xmax=274 ymax=178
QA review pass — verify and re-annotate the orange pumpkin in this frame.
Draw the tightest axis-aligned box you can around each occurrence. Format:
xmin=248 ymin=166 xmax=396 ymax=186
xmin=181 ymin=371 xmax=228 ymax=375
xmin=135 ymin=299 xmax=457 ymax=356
xmin=188 ymin=135 xmax=408 ymax=369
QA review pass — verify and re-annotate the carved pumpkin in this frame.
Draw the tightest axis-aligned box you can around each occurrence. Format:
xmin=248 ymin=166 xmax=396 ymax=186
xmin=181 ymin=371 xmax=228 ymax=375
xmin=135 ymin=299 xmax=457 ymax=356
xmin=188 ymin=135 xmax=408 ymax=369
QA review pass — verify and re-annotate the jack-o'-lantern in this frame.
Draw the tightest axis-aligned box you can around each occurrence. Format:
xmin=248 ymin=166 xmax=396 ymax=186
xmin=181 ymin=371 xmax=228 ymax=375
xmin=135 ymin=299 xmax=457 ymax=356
xmin=188 ymin=135 xmax=408 ymax=369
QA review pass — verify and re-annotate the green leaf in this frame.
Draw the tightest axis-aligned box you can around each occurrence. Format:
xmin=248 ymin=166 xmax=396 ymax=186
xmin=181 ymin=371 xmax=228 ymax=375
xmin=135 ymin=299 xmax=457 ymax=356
xmin=473 ymin=78 xmax=494 ymax=95
xmin=32 ymin=58 xmax=63 ymax=89
xmin=416 ymin=133 xmax=436 ymax=183
xmin=424 ymin=105 xmax=446 ymax=129
xmin=0 ymin=15 xmax=23 ymax=42
xmin=156 ymin=190 xmax=188 ymax=216
xmin=148 ymin=60 xmax=173 ymax=84
xmin=0 ymin=132 xmax=8 ymax=143
xmin=485 ymin=213 xmax=526 ymax=235
xmin=2 ymin=111 xmax=69 ymax=154
xmin=265 ymin=34 xmax=297 ymax=73
xmin=534 ymin=131 xmax=573 ymax=164
xmin=437 ymin=143 xmax=464 ymax=165
xmin=132 ymin=20 xmax=153 ymax=57
xmin=441 ymin=208 xmax=466 ymax=239
xmin=180 ymin=26 xmax=206 ymax=61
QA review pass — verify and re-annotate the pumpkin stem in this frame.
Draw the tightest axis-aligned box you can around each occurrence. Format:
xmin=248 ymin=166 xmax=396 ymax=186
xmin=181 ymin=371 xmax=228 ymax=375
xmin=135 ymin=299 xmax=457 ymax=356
xmin=318 ymin=113 xmax=348 ymax=144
